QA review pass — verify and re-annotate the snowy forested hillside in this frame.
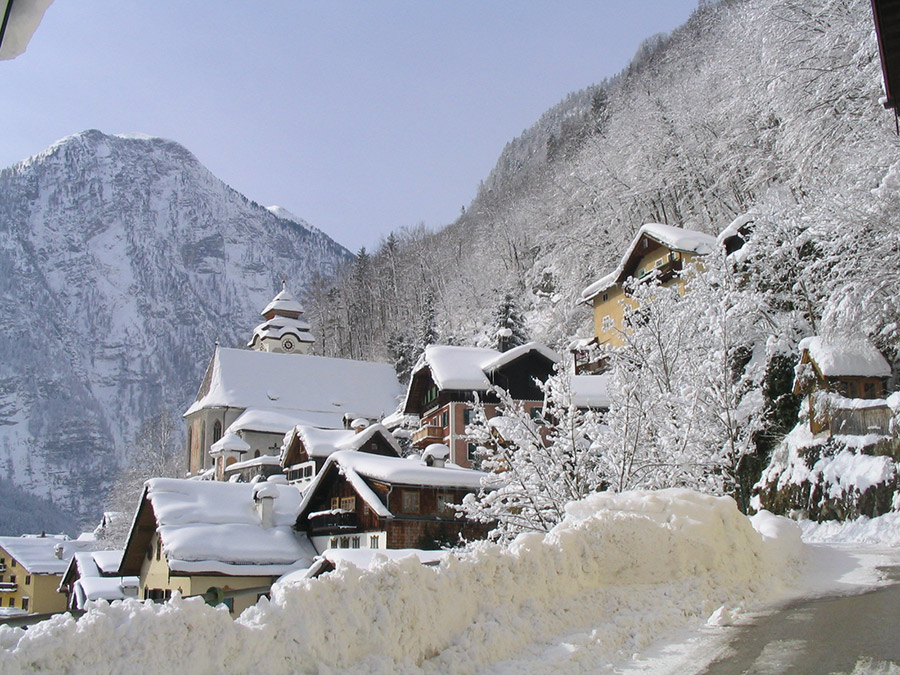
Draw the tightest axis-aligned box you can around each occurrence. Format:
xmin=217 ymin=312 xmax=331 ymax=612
xmin=0 ymin=130 xmax=351 ymax=528
xmin=310 ymin=0 xmax=898 ymax=365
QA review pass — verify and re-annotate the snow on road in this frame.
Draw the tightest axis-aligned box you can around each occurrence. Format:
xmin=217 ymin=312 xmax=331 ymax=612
xmin=0 ymin=489 xmax=854 ymax=674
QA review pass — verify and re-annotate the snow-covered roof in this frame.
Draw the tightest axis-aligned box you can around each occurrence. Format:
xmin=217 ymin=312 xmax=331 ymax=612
xmin=716 ymin=213 xmax=755 ymax=247
xmin=144 ymin=478 xmax=316 ymax=575
xmin=227 ymin=455 xmax=281 ymax=472
xmin=184 ymin=348 xmax=403 ymax=425
xmin=298 ymin=451 xmax=487 ymax=518
xmin=571 ymin=374 xmax=612 ymax=409
xmin=275 ymin=548 xmax=447 ymax=586
xmin=210 ymin=431 xmax=251 ymax=455
xmin=283 ymin=423 xmax=401 ymax=462
xmin=0 ymin=0 xmax=54 ymax=61
xmin=67 ymin=551 xmax=138 ymax=610
xmin=0 ymin=535 xmax=93 ymax=574
xmin=799 ymin=336 xmax=891 ymax=378
xmin=261 ymin=287 xmax=305 ymax=317
xmin=581 ymin=223 xmax=717 ymax=302
xmin=412 ymin=342 xmax=559 ymax=392
xmin=226 ymin=408 xmax=312 ymax=436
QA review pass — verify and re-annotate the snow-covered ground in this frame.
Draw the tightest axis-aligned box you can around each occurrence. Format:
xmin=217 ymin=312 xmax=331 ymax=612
xmin=0 ymin=490 xmax=894 ymax=674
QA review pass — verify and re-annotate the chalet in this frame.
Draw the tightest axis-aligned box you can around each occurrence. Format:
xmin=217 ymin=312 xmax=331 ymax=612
xmin=793 ymin=336 xmax=893 ymax=437
xmin=296 ymin=450 xmax=488 ymax=552
xmin=59 ymin=551 xmax=138 ymax=611
xmin=580 ymin=223 xmax=717 ymax=350
xmin=402 ymin=342 xmax=560 ymax=467
xmin=0 ymin=535 xmax=93 ymax=616
xmin=184 ymin=285 xmax=402 ymax=478
xmin=278 ymin=423 xmax=401 ymax=487
xmin=118 ymin=478 xmax=316 ymax=615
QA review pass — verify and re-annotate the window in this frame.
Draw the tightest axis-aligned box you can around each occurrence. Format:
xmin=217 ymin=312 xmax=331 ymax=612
xmin=369 ymin=535 xmax=380 ymax=549
xmin=352 ymin=537 xmax=361 ymax=549
xmin=463 ymin=408 xmax=472 ymax=426
xmin=212 ymin=420 xmax=222 ymax=444
xmin=340 ymin=537 xmax=350 ymax=549
xmin=467 ymin=443 xmax=478 ymax=462
xmin=655 ymin=257 xmax=664 ymax=268
xmin=441 ymin=411 xmax=449 ymax=428
xmin=602 ymin=315 xmax=614 ymax=332
xmin=7 ymin=598 xmax=13 ymax=607
xmin=340 ymin=496 xmax=356 ymax=511
xmin=668 ymin=252 xmax=678 ymax=263
xmin=530 ymin=407 xmax=543 ymax=423
xmin=864 ymin=382 xmax=876 ymax=399
xmin=331 ymin=497 xmax=341 ymax=510
xmin=156 ymin=536 xmax=162 ymax=561
xmin=10 ymin=559 xmax=15 ymax=568
xmin=601 ymin=292 xmax=609 ymax=302
xmin=9 ymin=575 xmax=15 ymax=584
xmin=437 ymin=493 xmax=454 ymax=515
xmin=223 ymin=598 xmax=234 ymax=613
xmin=21 ymin=598 xmax=28 ymax=612
xmin=329 ymin=537 xmax=338 ymax=549
xmin=254 ymin=450 xmax=260 ymax=458
xmin=24 ymin=576 xmax=30 ymax=586
xmin=401 ymin=490 xmax=420 ymax=513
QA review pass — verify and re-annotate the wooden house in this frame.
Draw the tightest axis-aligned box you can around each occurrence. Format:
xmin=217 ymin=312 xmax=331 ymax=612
xmin=278 ymin=422 xmax=401 ymax=487
xmin=793 ymin=336 xmax=892 ymax=436
xmin=580 ymin=223 xmax=717 ymax=350
xmin=402 ymin=342 xmax=559 ymax=467
xmin=118 ymin=478 xmax=316 ymax=615
xmin=295 ymin=450 xmax=489 ymax=552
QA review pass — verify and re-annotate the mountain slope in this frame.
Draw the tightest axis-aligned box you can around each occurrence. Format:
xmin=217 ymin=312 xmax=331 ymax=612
xmin=0 ymin=130 xmax=352 ymax=527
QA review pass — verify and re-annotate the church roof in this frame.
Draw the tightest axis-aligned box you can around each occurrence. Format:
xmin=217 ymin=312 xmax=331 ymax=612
xmin=184 ymin=348 xmax=403 ymax=428
xmin=261 ymin=286 xmax=305 ymax=317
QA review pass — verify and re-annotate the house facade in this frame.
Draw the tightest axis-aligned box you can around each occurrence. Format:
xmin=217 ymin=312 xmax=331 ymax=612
xmin=580 ymin=223 xmax=717 ymax=351
xmin=402 ymin=342 xmax=559 ymax=467
xmin=793 ymin=336 xmax=893 ymax=437
xmin=296 ymin=450 xmax=489 ymax=552
xmin=0 ymin=535 xmax=93 ymax=615
xmin=118 ymin=478 xmax=317 ymax=615
xmin=279 ymin=423 xmax=401 ymax=488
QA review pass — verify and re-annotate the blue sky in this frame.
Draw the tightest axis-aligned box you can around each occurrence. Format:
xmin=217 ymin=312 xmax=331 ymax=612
xmin=2 ymin=1 xmax=699 ymax=251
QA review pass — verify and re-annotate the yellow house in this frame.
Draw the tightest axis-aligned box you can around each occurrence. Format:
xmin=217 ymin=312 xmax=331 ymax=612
xmin=0 ymin=535 xmax=93 ymax=616
xmin=580 ymin=223 xmax=717 ymax=349
xmin=118 ymin=478 xmax=317 ymax=616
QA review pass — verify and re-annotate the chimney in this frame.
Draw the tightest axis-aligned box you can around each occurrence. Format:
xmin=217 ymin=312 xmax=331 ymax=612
xmin=54 ymin=544 xmax=64 ymax=559
xmin=253 ymin=482 xmax=279 ymax=529
xmin=350 ymin=418 xmax=368 ymax=434
xmin=423 ymin=443 xmax=450 ymax=469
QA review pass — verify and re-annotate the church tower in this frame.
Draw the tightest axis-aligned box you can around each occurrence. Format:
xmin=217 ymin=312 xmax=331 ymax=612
xmin=247 ymin=281 xmax=315 ymax=354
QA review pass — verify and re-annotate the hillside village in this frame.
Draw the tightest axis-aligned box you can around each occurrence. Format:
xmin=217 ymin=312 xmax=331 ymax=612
xmin=2 ymin=209 xmax=898 ymax=622
xmin=5 ymin=0 xmax=900 ymax=671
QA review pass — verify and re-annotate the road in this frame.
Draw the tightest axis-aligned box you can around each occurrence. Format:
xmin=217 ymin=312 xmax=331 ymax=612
xmin=698 ymin=567 xmax=900 ymax=674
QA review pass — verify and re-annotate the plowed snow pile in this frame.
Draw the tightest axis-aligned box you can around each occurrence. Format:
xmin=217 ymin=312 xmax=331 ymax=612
xmin=0 ymin=489 xmax=805 ymax=673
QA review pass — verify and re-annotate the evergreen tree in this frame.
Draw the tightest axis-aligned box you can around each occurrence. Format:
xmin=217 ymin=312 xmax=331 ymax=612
xmin=491 ymin=292 xmax=529 ymax=352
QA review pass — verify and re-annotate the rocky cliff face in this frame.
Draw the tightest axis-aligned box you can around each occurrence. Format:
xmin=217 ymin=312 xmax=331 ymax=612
xmin=0 ymin=130 xmax=352 ymax=527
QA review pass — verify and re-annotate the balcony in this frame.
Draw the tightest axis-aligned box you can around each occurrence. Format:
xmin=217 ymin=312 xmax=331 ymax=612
xmin=308 ymin=510 xmax=358 ymax=535
xmin=0 ymin=582 xmax=17 ymax=593
xmin=412 ymin=425 xmax=445 ymax=448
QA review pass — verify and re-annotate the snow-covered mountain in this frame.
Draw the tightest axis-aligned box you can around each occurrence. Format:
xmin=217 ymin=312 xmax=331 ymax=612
xmin=0 ymin=130 xmax=352 ymax=527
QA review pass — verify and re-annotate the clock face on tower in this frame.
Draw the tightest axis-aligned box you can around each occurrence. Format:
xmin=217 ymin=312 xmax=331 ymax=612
xmin=281 ymin=337 xmax=295 ymax=352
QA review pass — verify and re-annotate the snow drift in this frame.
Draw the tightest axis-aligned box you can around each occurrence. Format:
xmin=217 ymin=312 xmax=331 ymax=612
xmin=0 ymin=489 xmax=804 ymax=673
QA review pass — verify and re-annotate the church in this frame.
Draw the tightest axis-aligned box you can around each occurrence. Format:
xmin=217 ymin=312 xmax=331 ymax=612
xmin=183 ymin=284 xmax=404 ymax=480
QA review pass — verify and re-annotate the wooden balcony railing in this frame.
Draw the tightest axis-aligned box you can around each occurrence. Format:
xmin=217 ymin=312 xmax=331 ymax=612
xmin=308 ymin=511 xmax=358 ymax=534
xmin=412 ymin=425 xmax=445 ymax=447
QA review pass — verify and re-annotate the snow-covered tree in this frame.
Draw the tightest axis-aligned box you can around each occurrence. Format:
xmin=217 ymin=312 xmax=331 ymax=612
xmin=490 ymin=291 xmax=529 ymax=352
xmin=98 ymin=409 xmax=184 ymax=547
xmin=459 ymin=373 xmax=605 ymax=541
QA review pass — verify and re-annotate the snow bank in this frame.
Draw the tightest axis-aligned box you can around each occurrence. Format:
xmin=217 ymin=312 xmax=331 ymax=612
xmin=0 ymin=489 xmax=804 ymax=673
xmin=800 ymin=511 xmax=900 ymax=546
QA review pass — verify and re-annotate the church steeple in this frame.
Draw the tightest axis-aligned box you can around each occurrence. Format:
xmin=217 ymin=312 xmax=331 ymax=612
xmin=248 ymin=281 xmax=315 ymax=354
